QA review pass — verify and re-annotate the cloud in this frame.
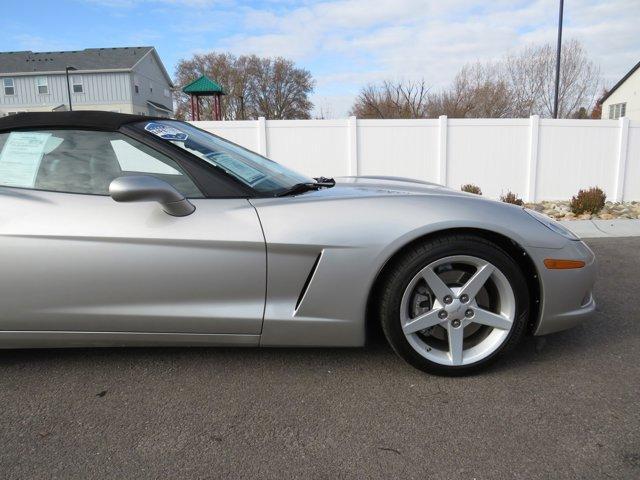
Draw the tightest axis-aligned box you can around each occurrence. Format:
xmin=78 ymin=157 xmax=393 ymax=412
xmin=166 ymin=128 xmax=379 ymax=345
xmin=10 ymin=0 xmax=639 ymax=118
xmin=11 ymin=34 xmax=71 ymax=52
xmin=199 ymin=0 xmax=640 ymax=117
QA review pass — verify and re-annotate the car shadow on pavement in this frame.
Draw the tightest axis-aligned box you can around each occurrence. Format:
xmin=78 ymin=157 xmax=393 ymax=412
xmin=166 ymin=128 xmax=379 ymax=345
xmin=0 ymin=313 xmax=624 ymax=379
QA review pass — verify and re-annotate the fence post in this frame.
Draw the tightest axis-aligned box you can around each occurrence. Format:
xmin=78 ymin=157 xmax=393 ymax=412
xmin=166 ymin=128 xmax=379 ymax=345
xmin=347 ymin=116 xmax=358 ymax=176
xmin=257 ymin=116 xmax=267 ymax=156
xmin=614 ymin=117 xmax=630 ymax=202
xmin=526 ymin=115 xmax=540 ymax=203
xmin=438 ymin=115 xmax=448 ymax=185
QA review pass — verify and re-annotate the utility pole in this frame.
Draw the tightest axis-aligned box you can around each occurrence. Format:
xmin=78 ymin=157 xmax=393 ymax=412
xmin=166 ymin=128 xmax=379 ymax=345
xmin=553 ymin=0 xmax=564 ymax=119
xmin=65 ymin=66 xmax=77 ymax=111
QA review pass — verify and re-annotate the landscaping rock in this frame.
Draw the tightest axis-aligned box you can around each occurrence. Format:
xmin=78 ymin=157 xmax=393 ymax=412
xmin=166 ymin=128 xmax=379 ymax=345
xmin=525 ymin=200 xmax=639 ymax=221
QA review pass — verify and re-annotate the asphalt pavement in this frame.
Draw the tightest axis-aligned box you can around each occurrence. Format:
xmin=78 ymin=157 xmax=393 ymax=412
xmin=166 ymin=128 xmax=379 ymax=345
xmin=0 ymin=238 xmax=638 ymax=479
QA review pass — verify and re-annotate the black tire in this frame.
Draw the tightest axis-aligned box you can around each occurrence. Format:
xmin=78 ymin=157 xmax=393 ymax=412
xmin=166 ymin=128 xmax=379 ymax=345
xmin=378 ymin=233 xmax=529 ymax=376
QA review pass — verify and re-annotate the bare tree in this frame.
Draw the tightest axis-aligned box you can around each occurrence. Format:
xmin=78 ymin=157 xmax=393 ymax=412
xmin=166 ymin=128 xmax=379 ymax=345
xmin=174 ymin=52 xmax=315 ymax=120
xmin=349 ymin=79 xmax=430 ymax=118
xmin=245 ymin=56 xmax=315 ymax=119
xmin=426 ymin=62 xmax=513 ymax=118
xmin=504 ymin=44 xmax=546 ymax=117
xmin=505 ymin=39 xmax=600 ymax=118
xmin=350 ymin=39 xmax=600 ymax=119
xmin=350 ymin=72 xmax=510 ymax=119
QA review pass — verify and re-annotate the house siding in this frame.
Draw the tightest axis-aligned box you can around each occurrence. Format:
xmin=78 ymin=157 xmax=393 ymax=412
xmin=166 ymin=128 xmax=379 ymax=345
xmin=0 ymin=72 xmax=132 ymax=111
xmin=131 ymin=52 xmax=173 ymax=115
xmin=601 ymin=67 xmax=640 ymax=121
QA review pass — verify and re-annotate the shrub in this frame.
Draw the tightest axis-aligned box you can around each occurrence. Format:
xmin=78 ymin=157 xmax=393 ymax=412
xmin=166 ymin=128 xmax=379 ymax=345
xmin=570 ymin=187 xmax=606 ymax=215
xmin=461 ymin=184 xmax=482 ymax=195
xmin=500 ymin=191 xmax=523 ymax=206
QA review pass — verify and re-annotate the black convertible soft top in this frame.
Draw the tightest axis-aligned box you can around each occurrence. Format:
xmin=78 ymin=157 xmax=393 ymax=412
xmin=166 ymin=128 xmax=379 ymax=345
xmin=0 ymin=111 xmax=163 ymax=132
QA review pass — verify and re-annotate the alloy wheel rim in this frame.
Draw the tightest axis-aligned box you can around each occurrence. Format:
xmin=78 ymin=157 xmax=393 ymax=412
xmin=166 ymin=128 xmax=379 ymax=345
xmin=400 ymin=255 xmax=516 ymax=366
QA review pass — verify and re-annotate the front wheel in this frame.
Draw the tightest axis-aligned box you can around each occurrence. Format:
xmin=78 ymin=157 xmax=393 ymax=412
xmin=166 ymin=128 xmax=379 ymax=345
xmin=379 ymin=234 xmax=530 ymax=375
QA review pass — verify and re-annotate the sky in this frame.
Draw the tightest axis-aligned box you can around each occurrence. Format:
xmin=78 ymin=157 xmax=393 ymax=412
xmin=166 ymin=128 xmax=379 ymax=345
xmin=1 ymin=0 xmax=638 ymax=117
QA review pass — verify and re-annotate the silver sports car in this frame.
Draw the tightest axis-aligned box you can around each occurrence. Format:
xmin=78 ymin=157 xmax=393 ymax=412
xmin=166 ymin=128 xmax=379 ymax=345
xmin=0 ymin=112 xmax=596 ymax=375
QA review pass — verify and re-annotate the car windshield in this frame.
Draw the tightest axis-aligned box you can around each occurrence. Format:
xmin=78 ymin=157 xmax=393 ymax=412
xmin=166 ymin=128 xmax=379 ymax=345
xmin=135 ymin=120 xmax=313 ymax=194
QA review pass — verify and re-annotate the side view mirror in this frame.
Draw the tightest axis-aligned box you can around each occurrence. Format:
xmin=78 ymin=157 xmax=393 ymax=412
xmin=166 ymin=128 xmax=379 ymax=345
xmin=109 ymin=175 xmax=195 ymax=217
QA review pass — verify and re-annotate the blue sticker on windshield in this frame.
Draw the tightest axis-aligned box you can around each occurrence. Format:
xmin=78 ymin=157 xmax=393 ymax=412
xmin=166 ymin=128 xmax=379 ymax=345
xmin=144 ymin=122 xmax=189 ymax=141
xmin=206 ymin=152 xmax=266 ymax=185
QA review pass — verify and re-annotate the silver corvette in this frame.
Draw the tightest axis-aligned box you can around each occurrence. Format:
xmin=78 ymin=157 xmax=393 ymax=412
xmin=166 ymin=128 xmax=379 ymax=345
xmin=0 ymin=112 xmax=596 ymax=374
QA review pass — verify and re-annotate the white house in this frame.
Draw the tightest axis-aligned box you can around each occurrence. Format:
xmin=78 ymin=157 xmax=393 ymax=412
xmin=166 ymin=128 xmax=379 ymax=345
xmin=0 ymin=47 xmax=174 ymax=117
xmin=600 ymin=60 xmax=640 ymax=121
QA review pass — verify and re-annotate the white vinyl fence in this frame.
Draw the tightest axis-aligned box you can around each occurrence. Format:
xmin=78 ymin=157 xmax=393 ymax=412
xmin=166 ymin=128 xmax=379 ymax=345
xmin=192 ymin=116 xmax=639 ymax=202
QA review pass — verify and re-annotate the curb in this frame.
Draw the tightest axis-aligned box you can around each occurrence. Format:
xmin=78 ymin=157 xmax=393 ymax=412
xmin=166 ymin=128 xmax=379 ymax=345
xmin=559 ymin=219 xmax=640 ymax=238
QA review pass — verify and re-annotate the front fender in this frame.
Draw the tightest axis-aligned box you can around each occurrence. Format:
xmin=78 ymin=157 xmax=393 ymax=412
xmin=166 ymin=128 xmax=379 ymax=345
xmin=251 ymin=193 xmax=567 ymax=347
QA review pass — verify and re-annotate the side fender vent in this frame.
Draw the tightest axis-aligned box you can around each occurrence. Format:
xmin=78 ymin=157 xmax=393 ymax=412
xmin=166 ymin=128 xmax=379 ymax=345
xmin=295 ymin=251 xmax=323 ymax=311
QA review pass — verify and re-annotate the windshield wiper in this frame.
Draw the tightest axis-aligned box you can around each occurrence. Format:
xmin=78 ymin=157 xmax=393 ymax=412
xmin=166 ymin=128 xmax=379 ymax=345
xmin=277 ymin=177 xmax=335 ymax=197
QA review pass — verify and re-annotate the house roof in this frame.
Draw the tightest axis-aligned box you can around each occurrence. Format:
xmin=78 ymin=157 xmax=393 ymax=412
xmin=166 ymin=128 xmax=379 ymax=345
xmin=0 ymin=111 xmax=162 ymax=132
xmin=182 ymin=75 xmax=225 ymax=95
xmin=600 ymin=60 xmax=640 ymax=104
xmin=0 ymin=47 xmax=174 ymax=86
xmin=147 ymin=100 xmax=173 ymax=113
xmin=0 ymin=47 xmax=152 ymax=73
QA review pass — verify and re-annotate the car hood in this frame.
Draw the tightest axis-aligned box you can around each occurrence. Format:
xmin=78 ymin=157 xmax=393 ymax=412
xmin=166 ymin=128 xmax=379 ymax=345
xmin=301 ymin=175 xmax=485 ymax=200
xmin=250 ymin=175 xmax=568 ymax=250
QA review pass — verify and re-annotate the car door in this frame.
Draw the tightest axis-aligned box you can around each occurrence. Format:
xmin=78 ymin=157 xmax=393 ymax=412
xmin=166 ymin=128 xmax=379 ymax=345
xmin=0 ymin=128 xmax=266 ymax=335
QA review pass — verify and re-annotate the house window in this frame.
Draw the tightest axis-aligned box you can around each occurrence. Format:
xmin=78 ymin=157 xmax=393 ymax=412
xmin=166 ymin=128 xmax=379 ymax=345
xmin=134 ymin=76 xmax=140 ymax=94
xmin=3 ymin=78 xmax=14 ymax=96
xmin=164 ymin=88 xmax=171 ymax=98
xmin=149 ymin=82 xmax=153 ymax=93
xmin=72 ymin=76 xmax=84 ymax=93
xmin=36 ymin=77 xmax=48 ymax=94
xmin=609 ymin=102 xmax=627 ymax=119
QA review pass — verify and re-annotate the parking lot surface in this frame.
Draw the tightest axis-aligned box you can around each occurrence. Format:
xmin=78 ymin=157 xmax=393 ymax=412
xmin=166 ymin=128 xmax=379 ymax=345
xmin=0 ymin=238 xmax=638 ymax=479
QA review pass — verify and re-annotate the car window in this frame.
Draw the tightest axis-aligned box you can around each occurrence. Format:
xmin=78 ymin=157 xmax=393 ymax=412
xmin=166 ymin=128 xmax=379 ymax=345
xmin=0 ymin=129 xmax=203 ymax=198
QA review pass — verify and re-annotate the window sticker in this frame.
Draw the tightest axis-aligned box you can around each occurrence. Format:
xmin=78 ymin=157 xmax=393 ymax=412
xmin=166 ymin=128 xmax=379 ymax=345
xmin=0 ymin=132 xmax=51 ymax=187
xmin=110 ymin=140 xmax=181 ymax=175
xmin=206 ymin=152 xmax=266 ymax=185
xmin=144 ymin=122 xmax=188 ymax=141
xmin=43 ymin=136 xmax=64 ymax=155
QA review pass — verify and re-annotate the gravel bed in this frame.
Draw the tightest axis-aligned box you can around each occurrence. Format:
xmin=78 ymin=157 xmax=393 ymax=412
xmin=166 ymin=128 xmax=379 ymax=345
xmin=524 ymin=201 xmax=640 ymax=220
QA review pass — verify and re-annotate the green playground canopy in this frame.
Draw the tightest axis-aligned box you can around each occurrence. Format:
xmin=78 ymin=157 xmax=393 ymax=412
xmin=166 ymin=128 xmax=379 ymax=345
xmin=182 ymin=75 xmax=225 ymax=95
